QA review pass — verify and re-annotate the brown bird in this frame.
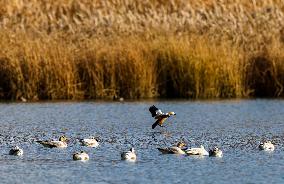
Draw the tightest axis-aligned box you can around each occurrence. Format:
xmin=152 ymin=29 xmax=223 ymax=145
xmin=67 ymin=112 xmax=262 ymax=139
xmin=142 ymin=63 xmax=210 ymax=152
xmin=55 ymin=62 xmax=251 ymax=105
xmin=36 ymin=135 xmax=68 ymax=148
xmin=149 ymin=105 xmax=176 ymax=129
xmin=157 ymin=142 xmax=187 ymax=154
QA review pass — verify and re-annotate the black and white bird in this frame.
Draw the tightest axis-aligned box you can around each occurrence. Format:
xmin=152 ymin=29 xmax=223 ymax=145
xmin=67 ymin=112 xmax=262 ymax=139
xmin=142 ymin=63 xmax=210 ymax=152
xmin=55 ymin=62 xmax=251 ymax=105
xmin=73 ymin=151 xmax=89 ymax=161
xmin=9 ymin=146 xmax=23 ymax=156
xmin=121 ymin=148 xmax=137 ymax=161
xmin=259 ymin=141 xmax=275 ymax=151
xmin=209 ymin=147 xmax=223 ymax=157
xmin=79 ymin=137 xmax=99 ymax=148
xmin=149 ymin=105 xmax=176 ymax=129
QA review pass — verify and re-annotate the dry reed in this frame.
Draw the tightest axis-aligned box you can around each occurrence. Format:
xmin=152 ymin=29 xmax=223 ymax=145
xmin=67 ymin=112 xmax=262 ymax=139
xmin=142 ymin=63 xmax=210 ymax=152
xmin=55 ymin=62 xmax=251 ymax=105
xmin=0 ymin=0 xmax=284 ymax=100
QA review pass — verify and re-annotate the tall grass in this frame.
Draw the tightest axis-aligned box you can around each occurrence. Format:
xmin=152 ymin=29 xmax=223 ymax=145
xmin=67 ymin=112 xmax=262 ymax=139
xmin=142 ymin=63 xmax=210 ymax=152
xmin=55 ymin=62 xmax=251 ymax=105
xmin=0 ymin=0 xmax=284 ymax=100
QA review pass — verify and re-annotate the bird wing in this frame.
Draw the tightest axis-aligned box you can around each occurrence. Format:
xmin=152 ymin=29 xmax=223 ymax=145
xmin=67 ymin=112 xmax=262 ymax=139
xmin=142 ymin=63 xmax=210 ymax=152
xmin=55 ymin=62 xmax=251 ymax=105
xmin=185 ymin=148 xmax=201 ymax=155
xmin=149 ymin=105 xmax=163 ymax=118
xmin=157 ymin=147 xmax=173 ymax=154
xmin=37 ymin=140 xmax=63 ymax=148
xmin=157 ymin=147 xmax=184 ymax=154
xmin=152 ymin=119 xmax=161 ymax=129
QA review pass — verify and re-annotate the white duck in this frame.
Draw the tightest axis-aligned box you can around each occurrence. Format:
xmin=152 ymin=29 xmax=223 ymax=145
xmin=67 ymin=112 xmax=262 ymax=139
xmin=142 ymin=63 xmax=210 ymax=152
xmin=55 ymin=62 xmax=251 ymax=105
xmin=73 ymin=151 xmax=89 ymax=161
xmin=121 ymin=148 xmax=137 ymax=161
xmin=259 ymin=141 xmax=275 ymax=151
xmin=209 ymin=147 xmax=223 ymax=157
xmin=185 ymin=145 xmax=209 ymax=156
xmin=9 ymin=146 xmax=23 ymax=156
xmin=80 ymin=137 xmax=99 ymax=148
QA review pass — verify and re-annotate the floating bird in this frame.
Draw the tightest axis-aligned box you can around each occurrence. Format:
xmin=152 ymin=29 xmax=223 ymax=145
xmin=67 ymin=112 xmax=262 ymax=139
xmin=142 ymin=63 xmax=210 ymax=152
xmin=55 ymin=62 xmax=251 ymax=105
xmin=259 ymin=141 xmax=275 ymax=151
xmin=73 ymin=151 xmax=89 ymax=161
xmin=209 ymin=147 xmax=223 ymax=157
xmin=157 ymin=142 xmax=187 ymax=155
xmin=185 ymin=145 xmax=209 ymax=156
xmin=149 ymin=105 xmax=176 ymax=129
xmin=9 ymin=146 xmax=23 ymax=156
xmin=36 ymin=135 xmax=68 ymax=148
xmin=80 ymin=137 xmax=99 ymax=148
xmin=121 ymin=148 xmax=137 ymax=161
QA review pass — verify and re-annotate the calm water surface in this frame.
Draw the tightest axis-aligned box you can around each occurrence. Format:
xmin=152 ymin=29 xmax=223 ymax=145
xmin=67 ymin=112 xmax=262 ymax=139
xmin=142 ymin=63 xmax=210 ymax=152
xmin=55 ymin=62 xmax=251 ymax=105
xmin=0 ymin=99 xmax=284 ymax=184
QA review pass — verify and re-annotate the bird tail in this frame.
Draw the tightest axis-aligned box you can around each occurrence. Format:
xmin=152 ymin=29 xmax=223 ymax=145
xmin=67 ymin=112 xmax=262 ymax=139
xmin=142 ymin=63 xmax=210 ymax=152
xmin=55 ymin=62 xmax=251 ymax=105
xmin=152 ymin=120 xmax=159 ymax=129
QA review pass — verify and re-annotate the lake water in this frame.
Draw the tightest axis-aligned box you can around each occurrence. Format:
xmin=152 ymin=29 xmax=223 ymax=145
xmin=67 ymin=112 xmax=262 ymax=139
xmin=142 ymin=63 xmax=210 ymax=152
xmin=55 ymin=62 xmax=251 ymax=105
xmin=0 ymin=99 xmax=283 ymax=184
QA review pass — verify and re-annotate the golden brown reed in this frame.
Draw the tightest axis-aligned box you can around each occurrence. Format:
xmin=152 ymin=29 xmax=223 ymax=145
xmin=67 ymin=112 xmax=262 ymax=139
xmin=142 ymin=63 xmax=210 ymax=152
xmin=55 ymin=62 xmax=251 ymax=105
xmin=0 ymin=0 xmax=284 ymax=100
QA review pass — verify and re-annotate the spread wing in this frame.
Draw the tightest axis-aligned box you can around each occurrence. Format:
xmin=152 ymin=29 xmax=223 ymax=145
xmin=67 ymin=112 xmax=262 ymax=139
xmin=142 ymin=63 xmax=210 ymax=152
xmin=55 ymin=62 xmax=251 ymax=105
xmin=149 ymin=105 xmax=163 ymax=117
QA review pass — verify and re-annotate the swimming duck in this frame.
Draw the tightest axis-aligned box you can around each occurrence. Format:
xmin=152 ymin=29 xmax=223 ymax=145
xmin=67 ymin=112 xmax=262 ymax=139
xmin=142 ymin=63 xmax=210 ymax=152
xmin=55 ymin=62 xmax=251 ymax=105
xmin=80 ymin=137 xmax=99 ymax=148
xmin=185 ymin=145 xmax=209 ymax=156
xmin=9 ymin=146 xmax=23 ymax=156
xmin=121 ymin=148 xmax=137 ymax=161
xmin=36 ymin=135 xmax=68 ymax=148
xmin=149 ymin=105 xmax=176 ymax=129
xmin=73 ymin=151 xmax=89 ymax=161
xmin=209 ymin=147 xmax=223 ymax=157
xmin=157 ymin=142 xmax=187 ymax=154
xmin=259 ymin=141 xmax=275 ymax=151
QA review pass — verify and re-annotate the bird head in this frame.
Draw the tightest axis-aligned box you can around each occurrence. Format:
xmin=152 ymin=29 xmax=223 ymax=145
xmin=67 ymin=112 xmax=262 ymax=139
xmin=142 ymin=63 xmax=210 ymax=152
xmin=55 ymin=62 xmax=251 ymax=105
xmin=213 ymin=147 xmax=219 ymax=151
xmin=168 ymin=112 xmax=176 ymax=116
xmin=177 ymin=142 xmax=186 ymax=148
xmin=59 ymin=135 xmax=68 ymax=142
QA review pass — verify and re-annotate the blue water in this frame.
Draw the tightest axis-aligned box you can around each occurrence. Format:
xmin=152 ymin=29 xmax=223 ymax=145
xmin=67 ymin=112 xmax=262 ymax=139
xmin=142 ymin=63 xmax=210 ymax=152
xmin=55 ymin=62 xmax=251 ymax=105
xmin=0 ymin=99 xmax=283 ymax=184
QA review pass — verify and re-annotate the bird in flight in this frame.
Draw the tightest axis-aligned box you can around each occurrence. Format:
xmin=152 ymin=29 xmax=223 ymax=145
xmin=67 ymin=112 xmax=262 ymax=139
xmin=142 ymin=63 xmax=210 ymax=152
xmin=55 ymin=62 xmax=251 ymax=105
xmin=149 ymin=105 xmax=176 ymax=129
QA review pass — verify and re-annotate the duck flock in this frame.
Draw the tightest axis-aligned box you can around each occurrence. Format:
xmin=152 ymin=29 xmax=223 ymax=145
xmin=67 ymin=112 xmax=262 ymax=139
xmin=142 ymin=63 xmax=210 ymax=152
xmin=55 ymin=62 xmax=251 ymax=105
xmin=8 ymin=105 xmax=275 ymax=161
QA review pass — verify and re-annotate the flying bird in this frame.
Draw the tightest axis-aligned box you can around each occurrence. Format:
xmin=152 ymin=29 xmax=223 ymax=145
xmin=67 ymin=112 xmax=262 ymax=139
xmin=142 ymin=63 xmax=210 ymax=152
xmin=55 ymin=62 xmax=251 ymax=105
xmin=149 ymin=105 xmax=176 ymax=129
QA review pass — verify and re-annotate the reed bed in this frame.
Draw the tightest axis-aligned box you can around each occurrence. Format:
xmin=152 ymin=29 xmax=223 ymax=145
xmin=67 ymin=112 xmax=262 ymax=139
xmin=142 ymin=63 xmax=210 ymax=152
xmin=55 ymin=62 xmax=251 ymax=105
xmin=0 ymin=0 xmax=284 ymax=100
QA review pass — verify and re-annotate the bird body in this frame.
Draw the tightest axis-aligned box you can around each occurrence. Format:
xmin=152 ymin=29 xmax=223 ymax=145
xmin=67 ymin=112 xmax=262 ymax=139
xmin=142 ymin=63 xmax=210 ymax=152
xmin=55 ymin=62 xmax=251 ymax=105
xmin=185 ymin=145 xmax=209 ymax=156
xmin=121 ymin=148 xmax=137 ymax=161
xmin=80 ymin=137 xmax=99 ymax=148
xmin=209 ymin=147 xmax=223 ymax=157
xmin=157 ymin=142 xmax=187 ymax=155
xmin=259 ymin=141 xmax=275 ymax=151
xmin=149 ymin=105 xmax=176 ymax=129
xmin=36 ymin=135 xmax=68 ymax=148
xmin=73 ymin=151 xmax=89 ymax=161
xmin=9 ymin=146 xmax=23 ymax=156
